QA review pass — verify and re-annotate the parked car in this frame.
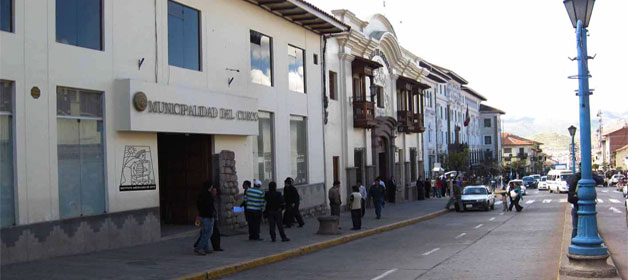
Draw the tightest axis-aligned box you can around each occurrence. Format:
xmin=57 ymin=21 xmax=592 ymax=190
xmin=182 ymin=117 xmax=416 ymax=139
xmin=547 ymin=169 xmax=573 ymax=194
xmin=530 ymin=174 xmax=542 ymax=184
xmin=461 ymin=185 xmax=495 ymax=211
xmin=538 ymin=176 xmax=549 ymax=190
xmin=507 ymin=179 xmax=527 ymax=196
xmin=522 ymin=176 xmax=538 ymax=189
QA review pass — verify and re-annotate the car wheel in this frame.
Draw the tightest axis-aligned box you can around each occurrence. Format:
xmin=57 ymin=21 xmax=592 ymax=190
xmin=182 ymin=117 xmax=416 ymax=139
xmin=491 ymin=203 xmax=495 ymax=210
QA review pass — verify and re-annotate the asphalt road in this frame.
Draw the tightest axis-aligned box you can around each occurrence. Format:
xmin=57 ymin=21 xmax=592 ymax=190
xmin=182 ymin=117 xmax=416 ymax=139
xmin=225 ymin=190 xmax=569 ymax=280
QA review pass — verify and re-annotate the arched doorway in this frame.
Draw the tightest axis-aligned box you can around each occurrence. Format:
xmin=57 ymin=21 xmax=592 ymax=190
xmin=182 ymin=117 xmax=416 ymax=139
xmin=372 ymin=117 xmax=397 ymax=201
xmin=375 ymin=136 xmax=388 ymax=180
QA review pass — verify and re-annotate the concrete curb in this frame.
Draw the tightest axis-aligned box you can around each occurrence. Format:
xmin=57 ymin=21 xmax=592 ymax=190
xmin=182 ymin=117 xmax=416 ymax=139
xmin=178 ymin=209 xmax=450 ymax=280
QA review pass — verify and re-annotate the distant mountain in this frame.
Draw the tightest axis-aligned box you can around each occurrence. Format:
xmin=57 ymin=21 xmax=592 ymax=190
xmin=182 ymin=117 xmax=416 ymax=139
xmin=503 ymin=110 xmax=628 ymax=139
xmin=531 ymin=132 xmax=578 ymax=153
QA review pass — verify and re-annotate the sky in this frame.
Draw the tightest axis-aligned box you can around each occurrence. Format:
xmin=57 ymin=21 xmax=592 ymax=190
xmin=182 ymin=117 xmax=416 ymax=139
xmin=310 ymin=0 xmax=628 ymax=137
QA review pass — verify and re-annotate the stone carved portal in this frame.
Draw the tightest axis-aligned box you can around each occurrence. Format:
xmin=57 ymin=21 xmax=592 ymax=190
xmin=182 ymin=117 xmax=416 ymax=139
xmin=372 ymin=117 xmax=397 ymax=183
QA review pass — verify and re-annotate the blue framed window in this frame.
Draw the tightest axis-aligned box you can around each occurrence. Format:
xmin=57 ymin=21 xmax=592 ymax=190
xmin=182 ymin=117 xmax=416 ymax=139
xmin=0 ymin=81 xmax=15 ymax=227
xmin=1 ymin=0 xmax=13 ymax=32
xmin=56 ymin=0 xmax=102 ymax=50
xmin=168 ymin=1 xmax=200 ymax=71
xmin=57 ymin=87 xmax=105 ymax=219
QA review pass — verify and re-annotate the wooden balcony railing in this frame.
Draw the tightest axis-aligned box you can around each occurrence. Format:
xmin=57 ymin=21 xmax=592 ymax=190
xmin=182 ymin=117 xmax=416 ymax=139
xmin=397 ymin=110 xmax=425 ymax=133
xmin=353 ymin=100 xmax=377 ymax=128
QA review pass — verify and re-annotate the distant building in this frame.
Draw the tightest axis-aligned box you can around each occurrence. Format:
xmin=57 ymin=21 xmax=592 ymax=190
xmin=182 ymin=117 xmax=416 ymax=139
xmin=614 ymin=144 xmax=628 ymax=170
xmin=501 ymin=133 xmax=544 ymax=175
xmin=601 ymin=126 xmax=628 ymax=169
xmin=480 ymin=104 xmax=505 ymax=164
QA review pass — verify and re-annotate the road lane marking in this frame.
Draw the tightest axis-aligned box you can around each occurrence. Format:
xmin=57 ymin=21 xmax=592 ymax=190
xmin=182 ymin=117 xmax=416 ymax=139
xmin=560 ymin=199 xmax=567 ymax=203
xmin=609 ymin=199 xmax=621 ymax=204
xmin=495 ymin=201 xmax=503 ymax=205
xmin=500 ymin=212 xmax=505 ymax=216
xmin=597 ymin=199 xmax=604 ymax=203
xmin=535 ymin=191 xmax=539 ymax=194
xmin=525 ymin=200 xmax=535 ymax=204
xmin=609 ymin=207 xmax=622 ymax=214
xmin=455 ymin=233 xmax=467 ymax=239
xmin=489 ymin=217 xmax=496 ymax=221
xmin=475 ymin=224 xmax=483 ymax=229
xmin=371 ymin=268 xmax=398 ymax=280
xmin=543 ymin=199 xmax=552 ymax=204
xmin=602 ymin=190 xmax=608 ymax=193
xmin=422 ymin=248 xmax=440 ymax=256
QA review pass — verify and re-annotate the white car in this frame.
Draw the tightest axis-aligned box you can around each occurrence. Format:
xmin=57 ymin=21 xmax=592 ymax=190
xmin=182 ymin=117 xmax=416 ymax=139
xmin=460 ymin=185 xmax=495 ymax=211
xmin=507 ymin=180 xmax=527 ymax=196
xmin=610 ymin=174 xmax=625 ymax=188
xmin=547 ymin=170 xmax=573 ymax=194
xmin=538 ymin=176 xmax=549 ymax=190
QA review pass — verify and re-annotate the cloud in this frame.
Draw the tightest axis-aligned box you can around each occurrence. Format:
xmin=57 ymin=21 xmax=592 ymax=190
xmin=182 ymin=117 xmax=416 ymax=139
xmin=251 ymin=69 xmax=271 ymax=86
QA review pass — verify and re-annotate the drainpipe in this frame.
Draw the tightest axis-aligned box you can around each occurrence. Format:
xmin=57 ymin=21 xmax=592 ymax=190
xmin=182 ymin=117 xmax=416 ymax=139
xmin=321 ymin=35 xmax=328 ymax=202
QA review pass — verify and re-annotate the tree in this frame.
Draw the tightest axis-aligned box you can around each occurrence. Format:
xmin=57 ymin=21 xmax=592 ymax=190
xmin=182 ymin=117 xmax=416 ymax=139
xmin=443 ymin=144 xmax=470 ymax=173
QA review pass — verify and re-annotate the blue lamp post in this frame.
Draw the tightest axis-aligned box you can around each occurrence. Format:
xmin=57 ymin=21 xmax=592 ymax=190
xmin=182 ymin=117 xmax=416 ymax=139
xmin=563 ymin=0 xmax=607 ymax=257
xmin=568 ymin=125 xmax=577 ymax=173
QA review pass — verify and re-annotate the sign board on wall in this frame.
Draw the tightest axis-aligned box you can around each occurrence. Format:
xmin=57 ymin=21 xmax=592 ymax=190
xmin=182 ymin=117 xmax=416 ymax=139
xmin=120 ymin=146 xmax=156 ymax=191
xmin=119 ymin=79 xmax=259 ymax=135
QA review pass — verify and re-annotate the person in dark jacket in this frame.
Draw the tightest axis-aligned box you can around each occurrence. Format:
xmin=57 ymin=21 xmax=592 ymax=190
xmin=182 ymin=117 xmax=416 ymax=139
xmin=240 ymin=180 xmax=251 ymax=223
xmin=283 ymin=177 xmax=305 ymax=228
xmin=567 ymin=172 xmax=604 ymax=237
xmin=388 ymin=177 xmax=397 ymax=203
xmin=265 ymin=182 xmax=290 ymax=242
xmin=194 ymin=182 xmax=216 ymax=255
xmin=194 ymin=184 xmax=223 ymax=252
xmin=370 ymin=177 xmax=386 ymax=219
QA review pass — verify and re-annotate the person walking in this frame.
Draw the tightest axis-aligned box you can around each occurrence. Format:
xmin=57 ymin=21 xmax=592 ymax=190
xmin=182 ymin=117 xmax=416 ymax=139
xmin=424 ymin=176 xmax=431 ymax=199
xmin=349 ymin=185 xmax=363 ymax=230
xmin=264 ymin=182 xmax=290 ymax=242
xmin=240 ymin=180 xmax=251 ymax=223
xmin=328 ymin=180 xmax=342 ymax=217
xmin=195 ymin=184 xmax=223 ymax=252
xmin=194 ymin=182 xmax=216 ymax=255
xmin=245 ymin=180 xmax=265 ymax=240
xmin=416 ymin=177 xmax=424 ymax=200
xmin=370 ymin=177 xmax=386 ymax=219
xmin=435 ymin=178 xmax=443 ymax=198
xmin=508 ymin=183 xmax=523 ymax=212
xmin=283 ymin=177 xmax=305 ymax=228
xmin=388 ymin=177 xmax=397 ymax=203
xmin=501 ymin=188 xmax=509 ymax=212
xmin=358 ymin=181 xmax=367 ymax=217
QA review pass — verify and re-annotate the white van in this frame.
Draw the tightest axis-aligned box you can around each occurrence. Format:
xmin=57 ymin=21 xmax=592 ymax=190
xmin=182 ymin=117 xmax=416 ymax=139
xmin=547 ymin=169 xmax=573 ymax=193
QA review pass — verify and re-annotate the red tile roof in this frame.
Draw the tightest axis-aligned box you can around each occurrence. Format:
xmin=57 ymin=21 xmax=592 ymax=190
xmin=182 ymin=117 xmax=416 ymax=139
xmin=501 ymin=133 xmax=539 ymax=146
xmin=616 ymin=144 xmax=628 ymax=153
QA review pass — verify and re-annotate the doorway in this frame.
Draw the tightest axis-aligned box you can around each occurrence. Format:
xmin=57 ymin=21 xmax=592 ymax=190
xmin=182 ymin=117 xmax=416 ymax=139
xmin=376 ymin=136 xmax=388 ymax=180
xmin=157 ymin=133 xmax=213 ymax=226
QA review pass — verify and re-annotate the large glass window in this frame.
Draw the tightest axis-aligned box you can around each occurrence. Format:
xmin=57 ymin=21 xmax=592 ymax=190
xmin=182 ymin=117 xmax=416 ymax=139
xmin=254 ymin=112 xmax=274 ymax=187
xmin=250 ymin=30 xmax=273 ymax=86
xmin=56 ymin=0 xmax=102 ymax=50
xmin=290 ymin=116 xmax=307 ymax=184
xmin=1 ymin=0 xmax=12 ymax=32
xmin=0 ymin=81 xmax=14 ymax=227
xmin=168 ymin=0 xmax=200 ymax=71
xmin=484 ymin=118 xmax=491 ymax=127
xmin=57 ymin=87 xmax=105 ymax=219
xmin=288 ymin=45 xmax=305 ymax=93
xmin=485 ymin=136 xmax=492 ymax=145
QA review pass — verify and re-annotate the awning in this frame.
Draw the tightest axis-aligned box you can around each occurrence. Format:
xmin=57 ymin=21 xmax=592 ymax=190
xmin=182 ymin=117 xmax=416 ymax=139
xmin=243 ymin=0 xmax=350 ymax=34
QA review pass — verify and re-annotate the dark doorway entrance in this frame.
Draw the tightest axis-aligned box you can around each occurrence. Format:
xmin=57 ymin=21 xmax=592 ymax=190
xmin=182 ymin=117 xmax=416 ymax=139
xmin=158 ymin=133 xmax=213 ymax=225
xmin=376 ymin=136 xmax=388 ymax=180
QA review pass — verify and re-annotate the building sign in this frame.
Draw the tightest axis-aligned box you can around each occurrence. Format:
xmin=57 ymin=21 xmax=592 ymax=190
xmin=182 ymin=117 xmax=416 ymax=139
xmin=120 ymin=146 xmax=156 ymax=191
xmin=121 ymin=79 xmax=259 ymax=136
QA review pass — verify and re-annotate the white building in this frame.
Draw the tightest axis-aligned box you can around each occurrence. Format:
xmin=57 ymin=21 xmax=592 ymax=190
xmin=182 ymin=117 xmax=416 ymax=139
xmin=480 ymin=104 xmax=505 ymax=163
xmin=324 ymin=11 xmax=430 ymax=204
xmin=0 ymin=0 xmax=347 ymax=263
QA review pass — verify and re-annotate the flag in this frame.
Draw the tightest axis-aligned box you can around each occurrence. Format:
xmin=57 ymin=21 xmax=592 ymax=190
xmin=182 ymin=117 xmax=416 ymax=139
xmin=463 ymin=105 xmax=470 ymax=127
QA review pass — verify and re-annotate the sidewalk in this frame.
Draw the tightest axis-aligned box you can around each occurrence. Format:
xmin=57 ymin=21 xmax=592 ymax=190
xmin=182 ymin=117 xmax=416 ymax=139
xmin=1 ymin=198 xmax=449 ymax=280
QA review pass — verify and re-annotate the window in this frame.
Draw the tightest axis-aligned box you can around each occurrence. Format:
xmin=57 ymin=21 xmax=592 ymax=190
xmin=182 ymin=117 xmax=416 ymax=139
xmin=254 ymin=112 xmax=274 ymax=187
xmin=504 ymin=148 xmax=512 ymax=153
xmin=288 ymin=45 xmax=305 ymax=93
xmin=332 ymin=156 xmax=339 ymax=182
xmin=485 ymin=136 xmax=492 ymax=145
xmin=0 ymin=81 xmax=14 ymax=227
xmin=313 ymin=53 xmax=318 ymax=65
xmin=329 ymin=71 xmax=337 ymax=100
xmin=250 ymin=30 xmax=273 ymax=86
xmin=376 ymin=86 xmax=384 ymax=108
xmin=290 ymin=116 xmax=307 ymax=184
xmin=57 ymin=87 xmax=105 ymax=219
xmin=1 ymin=0 xmax=12 ymax=32
xmin=484 ymin=118 xmax=491 ymax=128
xmin=168 ymin=1 xmax=200 ymax=70
xmin=56 ymin=0 xmax=102 ymax=50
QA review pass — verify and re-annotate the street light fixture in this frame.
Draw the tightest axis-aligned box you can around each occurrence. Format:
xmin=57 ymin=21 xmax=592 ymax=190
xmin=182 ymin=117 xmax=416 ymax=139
xmin=561 ymin=1 xmax=615 ymax=277
xmin=568 ymin=125 xmax=577 ymax=173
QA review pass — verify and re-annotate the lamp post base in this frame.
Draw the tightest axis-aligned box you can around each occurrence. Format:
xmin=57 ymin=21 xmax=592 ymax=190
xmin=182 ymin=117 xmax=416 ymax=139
xmin=560 ymin=253 xmax=617 ymax=278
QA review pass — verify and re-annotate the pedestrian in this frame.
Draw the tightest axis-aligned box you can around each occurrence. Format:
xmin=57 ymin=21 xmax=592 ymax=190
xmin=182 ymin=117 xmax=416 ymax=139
xmin=283 ymin=177 xmax=305 ymax=228
xmin=194 ymin=182 xmax=216 ymax=255
xmin=424 ymin=176 xmax=431 ymax=199
xmin=358 ymin=181 xmax=367 ymax=217
xmin=388 ymin=177 xmax=397 ymax=203
xmin=501 ymin=188 xmax=509 ymax=212
xmin=370 ymin=177 xmax=386 ymax=219
xmin=240 ymin=180 xmax=251 ymax=223
xmin=329 ymin=180 xmax=342 ymax=217
xmin=508 ymin=182 xmax=523 ymax=212
xmin=195 ymin=184 xmax=223 ymax=252
xmin=445 ymin=178 xmax=455 ymax=210
xmin=245 ymin=180 xmax=265 ymax=240
xmin=264 ymin=181 xmax=290 ymax=242
xmin=416 ymin=177 xmax=424 ymax=200
xmin=436 ymin=178 xmax=443 ymax=198
xmin=349 ymin=185 xmax=363 ymax=230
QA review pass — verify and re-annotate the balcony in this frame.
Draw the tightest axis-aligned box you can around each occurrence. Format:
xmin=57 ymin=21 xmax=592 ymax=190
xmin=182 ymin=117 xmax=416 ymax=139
xmin=353 ymin=100 xmax=376 ymax=128
xmin=397 ymin=110 xmax=425 ymax=133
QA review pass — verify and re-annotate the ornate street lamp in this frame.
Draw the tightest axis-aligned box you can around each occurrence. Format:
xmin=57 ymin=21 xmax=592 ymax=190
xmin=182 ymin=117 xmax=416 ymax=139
xmin=568 ymin=125 xmax=577 ymax=173
xmin=561 ymin=1 xmax=615 ymax=277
